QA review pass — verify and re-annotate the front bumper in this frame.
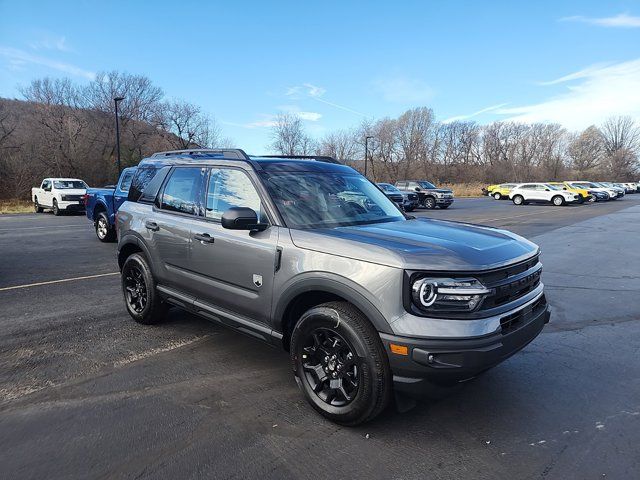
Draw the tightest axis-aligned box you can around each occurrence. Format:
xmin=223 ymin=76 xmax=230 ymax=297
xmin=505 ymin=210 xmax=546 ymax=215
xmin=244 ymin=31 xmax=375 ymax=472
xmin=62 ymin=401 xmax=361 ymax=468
xmin=380 ymin=295 xmax=549 ymax=397
xmin=59 ymin=200 xmax=85 ymax=211
xmin=435 ymin=197 xmax=454 ymax=205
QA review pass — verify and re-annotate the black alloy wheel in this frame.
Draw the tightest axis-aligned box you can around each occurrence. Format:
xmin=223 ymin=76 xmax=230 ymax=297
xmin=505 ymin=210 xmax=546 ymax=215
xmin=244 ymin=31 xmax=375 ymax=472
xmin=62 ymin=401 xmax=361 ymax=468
xmin=123 ymin=262 xmax=148 ymax=314
xmin=301 ymin=328 xmax=360 ymax=407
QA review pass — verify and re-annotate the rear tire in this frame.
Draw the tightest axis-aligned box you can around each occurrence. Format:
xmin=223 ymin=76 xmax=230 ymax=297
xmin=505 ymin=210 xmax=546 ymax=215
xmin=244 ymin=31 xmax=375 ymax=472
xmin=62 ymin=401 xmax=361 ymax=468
xmin=95 ymin=212 xmax=116 ymax=242
xmin=121 ymin=253 xmax=168 ymax=325
xmin=52 ymin=199 xmax=61 ymax=216
xmin=33 ymin=197 xmax=44 ymax=213
xmin=512 ymin=195 xmax=524 ymax=205
xmin=291 ymin=301 xmax=392 ymax=426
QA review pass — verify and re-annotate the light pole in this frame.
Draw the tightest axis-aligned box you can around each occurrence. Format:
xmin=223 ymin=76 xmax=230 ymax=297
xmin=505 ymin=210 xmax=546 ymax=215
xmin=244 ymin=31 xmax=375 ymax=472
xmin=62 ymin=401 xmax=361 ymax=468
xmin=364 ymin=135 xmax=373 ymax=177
xmin=113 ymin=96 xmax=124 ymax=176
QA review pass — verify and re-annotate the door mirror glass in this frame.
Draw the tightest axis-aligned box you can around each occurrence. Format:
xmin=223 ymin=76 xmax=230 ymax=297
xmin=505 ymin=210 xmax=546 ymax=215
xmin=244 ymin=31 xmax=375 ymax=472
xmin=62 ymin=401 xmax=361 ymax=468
xmin=221 ymin=207 xmax=267 ymax=231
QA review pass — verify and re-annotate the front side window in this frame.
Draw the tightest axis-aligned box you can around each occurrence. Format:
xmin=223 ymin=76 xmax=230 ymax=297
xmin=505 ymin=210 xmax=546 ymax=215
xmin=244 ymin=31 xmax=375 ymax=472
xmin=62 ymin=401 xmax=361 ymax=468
xmin=160 ymin=167 xmax=202 ymax=215
xmin=261 ymin=171 xmax=405 ymax=229
xmin=42 ymin=180 xmax=51 ymax=190
xmin=206 ymin=168 xmax=263 ymax=221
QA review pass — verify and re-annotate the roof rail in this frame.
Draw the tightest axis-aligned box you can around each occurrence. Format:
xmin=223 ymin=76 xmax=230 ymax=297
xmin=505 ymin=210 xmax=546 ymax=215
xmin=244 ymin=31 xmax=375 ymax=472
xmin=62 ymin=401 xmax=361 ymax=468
xmin=151 ymin=148 xmax=250 ymax=160
xmin=254 ymin=154 xmax=341 ymax=164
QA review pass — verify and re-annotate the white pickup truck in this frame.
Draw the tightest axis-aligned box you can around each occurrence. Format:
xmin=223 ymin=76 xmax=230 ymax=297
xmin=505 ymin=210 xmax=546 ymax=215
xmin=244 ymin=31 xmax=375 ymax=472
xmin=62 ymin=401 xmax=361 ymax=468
xmin=32 ymin=178 xmax=88 ymax=215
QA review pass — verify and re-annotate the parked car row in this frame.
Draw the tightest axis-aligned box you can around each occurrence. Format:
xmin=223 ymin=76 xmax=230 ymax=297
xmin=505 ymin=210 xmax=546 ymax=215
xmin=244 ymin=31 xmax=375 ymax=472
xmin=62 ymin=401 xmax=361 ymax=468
xmin=379 ymin=180 xmax=454 ymax=210
xmin=483 ymin=180 xmax=637 ymax=206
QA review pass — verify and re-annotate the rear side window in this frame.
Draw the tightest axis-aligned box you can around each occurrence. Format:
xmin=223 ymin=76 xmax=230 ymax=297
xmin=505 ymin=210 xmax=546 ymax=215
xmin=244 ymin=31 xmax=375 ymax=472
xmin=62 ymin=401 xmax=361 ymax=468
xmin=118 ymin=170 xmax=134 ymax=192
xmin=160 ymin=167 xmax=203 ymax=215
xmin=128 ymin=165 xmax=170 ymax=203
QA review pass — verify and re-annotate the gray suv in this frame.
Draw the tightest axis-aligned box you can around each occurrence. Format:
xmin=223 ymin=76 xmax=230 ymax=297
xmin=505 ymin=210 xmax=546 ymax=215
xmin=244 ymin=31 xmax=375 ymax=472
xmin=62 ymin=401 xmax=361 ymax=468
xmin=117 ymin=149 xmax=549 ymax=425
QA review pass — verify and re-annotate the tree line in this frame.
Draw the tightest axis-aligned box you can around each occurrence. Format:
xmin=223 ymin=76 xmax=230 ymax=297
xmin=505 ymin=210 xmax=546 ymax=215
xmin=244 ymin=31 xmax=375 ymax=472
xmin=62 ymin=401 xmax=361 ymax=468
xmin=0 ymin=71 xmax=230 ymax=199
xmin=271 ymin=109 xmax=640 ymax=184
xmin=1 ymin=71 xmax=639 ymax=200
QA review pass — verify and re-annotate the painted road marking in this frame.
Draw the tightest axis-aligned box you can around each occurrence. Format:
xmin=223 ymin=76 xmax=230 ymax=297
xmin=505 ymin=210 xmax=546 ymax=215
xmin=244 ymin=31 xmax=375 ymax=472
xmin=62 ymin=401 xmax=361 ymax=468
xmin=0 ymin=272 xmax=119 ymax=292
xmin=0 ymin=224 xmax=86 ymax=232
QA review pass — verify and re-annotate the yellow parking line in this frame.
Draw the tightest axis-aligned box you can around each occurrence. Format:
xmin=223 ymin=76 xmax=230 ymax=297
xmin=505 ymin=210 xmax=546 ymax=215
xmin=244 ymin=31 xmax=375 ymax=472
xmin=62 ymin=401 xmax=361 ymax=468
xmin=0 ymin=272 xmax=119 ymax=292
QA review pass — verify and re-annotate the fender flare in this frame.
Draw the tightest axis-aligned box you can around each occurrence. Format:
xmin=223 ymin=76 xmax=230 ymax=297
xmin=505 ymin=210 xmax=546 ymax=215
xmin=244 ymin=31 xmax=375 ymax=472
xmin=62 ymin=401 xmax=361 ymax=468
xmin=117 ymin=233 xmax=154 ymax=271
xmin=272 ymin=273 xmax=394 ymax=337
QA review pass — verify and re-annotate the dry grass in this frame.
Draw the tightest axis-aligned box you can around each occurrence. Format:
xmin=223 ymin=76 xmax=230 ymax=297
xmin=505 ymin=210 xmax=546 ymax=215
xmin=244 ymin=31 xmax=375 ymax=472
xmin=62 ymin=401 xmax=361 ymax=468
xmin=0 ymin=199 xmax=33 ymax=214
xmin=440 ymin=182 xmax=486 ymax=198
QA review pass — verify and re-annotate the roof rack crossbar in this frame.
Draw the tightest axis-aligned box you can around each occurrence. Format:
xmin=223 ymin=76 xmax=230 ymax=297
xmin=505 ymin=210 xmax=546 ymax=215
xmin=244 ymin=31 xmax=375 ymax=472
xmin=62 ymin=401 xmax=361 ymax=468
xmin=254 ymin=155 xmax=341 ymax=164
xmin=151 ymin=148 xmax=250 ymax=160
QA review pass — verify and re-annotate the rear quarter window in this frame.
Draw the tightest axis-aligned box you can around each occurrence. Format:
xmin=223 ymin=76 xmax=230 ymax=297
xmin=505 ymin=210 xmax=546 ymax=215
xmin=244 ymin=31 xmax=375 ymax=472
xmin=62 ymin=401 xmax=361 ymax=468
xmin=128 ymin=165 xmax=171 ymax=203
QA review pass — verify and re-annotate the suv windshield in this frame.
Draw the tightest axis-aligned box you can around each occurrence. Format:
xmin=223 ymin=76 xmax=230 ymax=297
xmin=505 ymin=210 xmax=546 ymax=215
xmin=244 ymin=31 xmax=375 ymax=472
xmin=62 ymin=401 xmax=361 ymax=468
xmin=378 ymin=183 xmax=400 ymax=193
xmin=53 ymin=180 xmax=86 ymax=189
xmin=262 ymin=172 xmax=405 ymax=229
xmin=417 ymin=181 xmax=437 ymax=189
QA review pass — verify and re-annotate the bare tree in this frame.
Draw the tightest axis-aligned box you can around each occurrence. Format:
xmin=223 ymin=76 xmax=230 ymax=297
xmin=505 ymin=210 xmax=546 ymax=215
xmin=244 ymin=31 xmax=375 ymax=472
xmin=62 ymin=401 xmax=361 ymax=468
xmin=158 ymin=100 xmax=222 ymax=149
xmin=317 ymin=129 xmax=359 ymax=161
xmin=567 ymin=126 xmax=604 ymax=176
xmin=270 ymin=113 xmax=312 ymax=155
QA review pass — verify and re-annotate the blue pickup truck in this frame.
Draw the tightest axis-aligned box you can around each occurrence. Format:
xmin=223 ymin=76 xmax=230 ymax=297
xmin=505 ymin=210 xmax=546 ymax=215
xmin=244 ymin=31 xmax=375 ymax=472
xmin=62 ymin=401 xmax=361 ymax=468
xmin=85 ymin=167 xmax=136 ymax=242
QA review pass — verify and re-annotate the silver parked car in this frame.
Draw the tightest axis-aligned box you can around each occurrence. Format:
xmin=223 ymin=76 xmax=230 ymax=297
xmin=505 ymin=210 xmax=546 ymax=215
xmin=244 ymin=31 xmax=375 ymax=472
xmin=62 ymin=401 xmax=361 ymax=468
xmin=117 ymin=149 xmax=549 ymax=425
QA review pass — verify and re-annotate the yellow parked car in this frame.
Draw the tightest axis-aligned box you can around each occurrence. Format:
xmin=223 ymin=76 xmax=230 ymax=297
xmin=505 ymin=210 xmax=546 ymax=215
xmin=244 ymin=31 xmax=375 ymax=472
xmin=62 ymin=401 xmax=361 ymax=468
xmin=483 ymin=184 xmax=499 ymax=196
xmin=548 ymin=182 xmax=592 ymax=203
xmin=489 ymin=183 xmax=519 ymax=200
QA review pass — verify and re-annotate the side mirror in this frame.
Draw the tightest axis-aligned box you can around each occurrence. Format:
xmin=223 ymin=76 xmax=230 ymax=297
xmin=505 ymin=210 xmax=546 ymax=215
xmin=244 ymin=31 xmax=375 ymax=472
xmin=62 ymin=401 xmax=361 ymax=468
xmin=414 ymin=187 xmax=421 ymax=192
xmin=562 ymin=187 xmax=567 ymax=190
xmin=545 ymin=188 xmax=550 ymax=191
xmin=221 ymin=207 xmax=268 ymax=231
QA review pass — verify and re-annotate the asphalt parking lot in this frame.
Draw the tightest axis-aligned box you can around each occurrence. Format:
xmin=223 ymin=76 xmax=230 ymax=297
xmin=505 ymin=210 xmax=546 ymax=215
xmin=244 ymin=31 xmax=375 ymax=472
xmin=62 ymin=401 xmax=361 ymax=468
xmin=1 ymin=197 xmax=639 ymax=480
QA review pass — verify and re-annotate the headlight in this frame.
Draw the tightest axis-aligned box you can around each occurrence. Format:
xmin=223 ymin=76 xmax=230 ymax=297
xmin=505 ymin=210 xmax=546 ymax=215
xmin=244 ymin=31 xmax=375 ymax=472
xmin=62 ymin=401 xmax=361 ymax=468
xmin=61 ymin=195 xmax=68 ymax=201
xmin=411 ymin=277 xmax=491 ymax=313
xmin=435 ymin=192 xmax=444 ymax=197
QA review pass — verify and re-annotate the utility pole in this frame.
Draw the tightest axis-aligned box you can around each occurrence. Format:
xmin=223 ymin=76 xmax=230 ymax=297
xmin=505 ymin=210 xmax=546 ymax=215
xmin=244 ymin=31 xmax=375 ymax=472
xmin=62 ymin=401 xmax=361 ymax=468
xmin=114 ymin=96 xmax=125 ymax=176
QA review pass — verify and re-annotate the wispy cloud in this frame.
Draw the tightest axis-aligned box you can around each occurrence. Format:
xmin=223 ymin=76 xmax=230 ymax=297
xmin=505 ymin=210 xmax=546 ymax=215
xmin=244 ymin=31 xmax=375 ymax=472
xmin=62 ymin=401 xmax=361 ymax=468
xmin=372 ymin=76 xmax=434 ymax=104
xmin=30 ymin=35 xmax=72 ymax=52
xmin=277 ymin=104 xmax=322 ymax=121
xmin=493 ymin=59 xmax=640 ymax=129
xmin=561 ymin=13 xmax=640 ymax=28
xmin=442 ymin=103 xmax=509 ymax=123
xmin=0 ymin=46 xmax=94 ymax=79
xmin=285 ymin=83 xmax=367 ymax=117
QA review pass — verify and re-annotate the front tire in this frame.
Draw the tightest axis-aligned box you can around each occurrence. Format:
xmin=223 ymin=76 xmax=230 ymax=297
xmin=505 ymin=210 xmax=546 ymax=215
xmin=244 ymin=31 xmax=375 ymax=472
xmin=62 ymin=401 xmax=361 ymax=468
xmin=95 ymin=212 xmax=116 ymax=242
xmin=512 ymin=195 xmax=524 ymax=205
xmin=121 ymin=253 xmax=168 ymax=324
xmin=291 ymin=301 xmax=392 ymax=426
xmin=552 ymin=195 xmax=565 ymax=206
xmin=422 ymin=197 xmax=436 ymax=209
xmin=493 ymin=192 xmax=502 ymax=200
xmin=52 ymin=199 xmax=61 ymax=216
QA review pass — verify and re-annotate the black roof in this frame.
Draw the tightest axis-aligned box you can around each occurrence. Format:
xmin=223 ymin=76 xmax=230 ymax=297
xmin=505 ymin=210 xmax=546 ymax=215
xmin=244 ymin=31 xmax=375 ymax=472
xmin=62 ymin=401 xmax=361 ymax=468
xmin=141 ymin=149 xmax=352 ymax=173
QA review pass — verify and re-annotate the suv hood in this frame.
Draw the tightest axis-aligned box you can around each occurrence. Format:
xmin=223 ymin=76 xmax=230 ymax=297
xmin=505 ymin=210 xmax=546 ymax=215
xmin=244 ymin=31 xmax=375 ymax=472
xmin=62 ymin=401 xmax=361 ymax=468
xmin=289 ymin=218 xmax=538 ymax=271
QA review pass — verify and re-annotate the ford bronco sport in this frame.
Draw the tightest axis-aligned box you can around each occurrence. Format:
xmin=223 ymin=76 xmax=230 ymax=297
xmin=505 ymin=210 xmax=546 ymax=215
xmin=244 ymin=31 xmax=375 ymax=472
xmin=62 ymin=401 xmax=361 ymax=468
xmin=117 ymin=149 xmax=549 ymax=425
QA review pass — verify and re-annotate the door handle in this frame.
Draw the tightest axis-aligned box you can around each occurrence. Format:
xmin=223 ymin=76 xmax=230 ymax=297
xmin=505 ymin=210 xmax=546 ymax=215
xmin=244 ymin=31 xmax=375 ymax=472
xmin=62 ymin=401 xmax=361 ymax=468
xmin=145 ymin=221 xmax=159 ymax=231
xmin=194 ymin=233 xmax=215 ymax=244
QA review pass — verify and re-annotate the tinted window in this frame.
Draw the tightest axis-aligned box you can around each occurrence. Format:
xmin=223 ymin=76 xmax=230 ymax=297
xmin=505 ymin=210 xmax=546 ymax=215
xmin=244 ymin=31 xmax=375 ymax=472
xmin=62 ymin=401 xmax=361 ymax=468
xmin=53 ymin=180 xmax=86 ymax=189
xmin=128 ymin=165 xmax=171 ymax=202
xmin=160 ymin=167 xmax=203 ymax=215
xmin=206 ymin=168 xmax=263 ymax=221
xmin=418 ymin=181 xmax=437 ymax=189
xmin=42 ymin=180 xmax=51 ymax=189
xmin=119 ymin=171 xmax=134 ymax=192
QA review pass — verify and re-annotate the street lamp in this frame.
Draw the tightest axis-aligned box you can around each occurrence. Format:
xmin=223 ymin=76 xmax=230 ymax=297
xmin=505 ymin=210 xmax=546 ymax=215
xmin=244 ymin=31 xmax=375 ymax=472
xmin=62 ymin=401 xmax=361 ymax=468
xmin=113 ymin=96 xmax=125 ymax=175
xmin=364 ymin=135 xmax=373 ymax=177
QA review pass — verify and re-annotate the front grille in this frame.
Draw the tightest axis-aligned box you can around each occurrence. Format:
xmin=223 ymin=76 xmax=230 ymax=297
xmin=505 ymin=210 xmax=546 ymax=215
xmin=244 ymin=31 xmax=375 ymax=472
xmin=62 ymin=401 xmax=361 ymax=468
xmin=477 ymin=255 xmax=542 ymax=310
xmin=408 ymin=194 xmax=418 ymax=200
xmin=388 ymin=194 xmax=403 ymax=203
xmin=500 ymin=294 xmax=546 ymax=334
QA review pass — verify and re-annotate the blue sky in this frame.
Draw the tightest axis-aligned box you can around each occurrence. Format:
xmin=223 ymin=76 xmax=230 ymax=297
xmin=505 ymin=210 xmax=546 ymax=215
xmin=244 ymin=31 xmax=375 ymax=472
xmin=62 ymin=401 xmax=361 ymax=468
xmin=1 ymin=0 xmax=640 ymax=153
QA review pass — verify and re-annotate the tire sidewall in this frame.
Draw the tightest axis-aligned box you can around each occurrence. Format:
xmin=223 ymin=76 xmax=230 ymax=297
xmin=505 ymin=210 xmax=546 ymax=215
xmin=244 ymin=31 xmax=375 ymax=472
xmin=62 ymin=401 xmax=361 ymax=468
xmin=53 ymin=200 xmax=60 ymax=215
xmin=493 ymin=192 xmax=501 ymax=200
xmin=423 ymin=197 xmax=436 ymax=209
xmin=513 ymin=195 xmax=523 ymax=205
xmin=291 ymin=308 xmax=380 ymax=424
xmin=552 ymin=195 xmax=564 ymax=206
xmin=121 ymin=253 xmax=161 ymax=324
